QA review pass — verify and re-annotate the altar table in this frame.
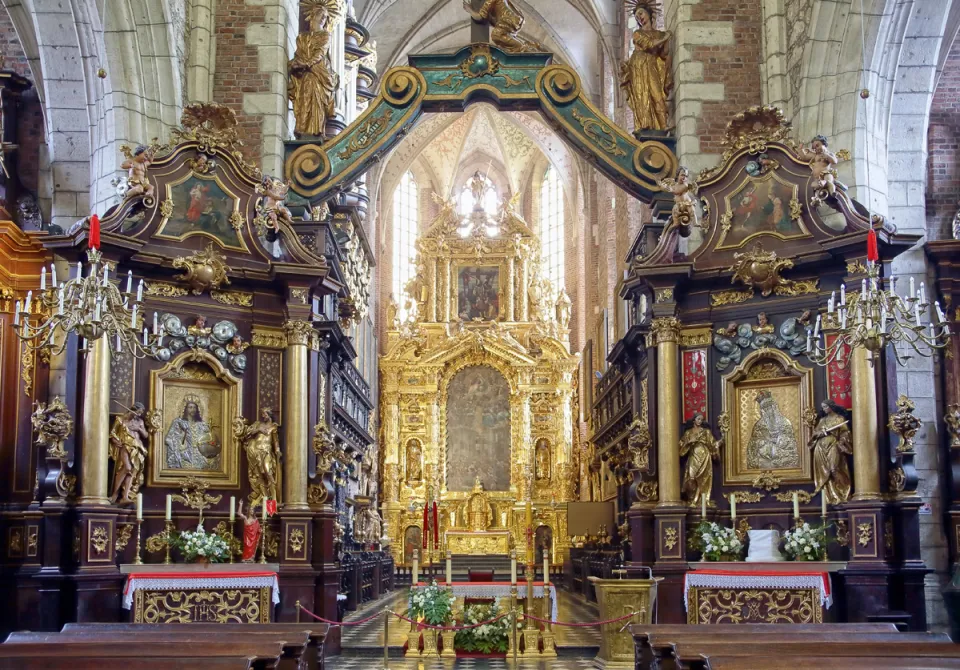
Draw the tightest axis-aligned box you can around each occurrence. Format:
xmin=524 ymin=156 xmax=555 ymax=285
xmin=684 ymin=566 xmax=832 ymax=624
xmin=414 ymin=581 xmax=558 ymax=621
xmin=121 ymin=564 xmax=280 ymax=623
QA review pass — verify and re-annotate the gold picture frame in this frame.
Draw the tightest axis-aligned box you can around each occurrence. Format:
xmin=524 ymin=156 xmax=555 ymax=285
xmin=149 ymin=350 xmax=242 ymax=488
xmin=717 ymin=170 xmax=810 ymax=250
xmin=154 ymin=172 xmax=249 ymax=253
xmin=722 ymin=348 xmax=813 ymax=486
xmin=454 ymin=263 xmax=504 ymax=321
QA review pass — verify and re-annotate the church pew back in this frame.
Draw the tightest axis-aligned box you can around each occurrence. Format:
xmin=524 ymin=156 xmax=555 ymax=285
xmin=0 ymin=641 xmax=286 ymax=670
xmin=701 ymin=656 xmax=960 ymax=670
xmin=0 ymin=656 xmax=253 ymax=670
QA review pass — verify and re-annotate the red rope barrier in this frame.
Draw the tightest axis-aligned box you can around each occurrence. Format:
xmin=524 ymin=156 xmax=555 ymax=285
xmin=522 ymin=610 xmax=641 ymax=627
xmin=298 ymin=606 xmax=384 ymax=627
xmin=390 ymin=610 xmax=512 ymax=631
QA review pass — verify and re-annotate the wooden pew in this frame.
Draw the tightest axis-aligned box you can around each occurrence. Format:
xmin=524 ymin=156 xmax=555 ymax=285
xmin=0 ymin=640 xmax=287 ymax=670
xmin=5 ymin=630 xmax=309 ymax=670
xmin=61 ymin=622 xmax=328 ymax=670
xmin=631 ymin=623 xmax=899 ymax=670
xmin=676 ymin=641 xmax=960 ymax=670
xmin=0 ymin=656 xmax=253 ymax=670
xmin=702 ymin=656 xmax=960 ymax=670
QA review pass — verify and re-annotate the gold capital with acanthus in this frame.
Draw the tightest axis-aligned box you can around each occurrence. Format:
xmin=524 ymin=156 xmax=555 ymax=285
xmin=651 ymin=317 xmax=681 ymax=345
xmin=283 ymin=319 xmax=315 ymax=347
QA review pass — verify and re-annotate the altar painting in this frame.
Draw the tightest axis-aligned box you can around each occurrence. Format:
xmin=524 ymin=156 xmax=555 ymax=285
xmin=445 ymin=366 xmax=511 ymax=491
xmin=722 ymin=351 xmax=813 ymax=485
xmin=403 ymin=525 xmax=421 ymax=564
xmin=457 ymin=266 xmax=500 ymax=321
xmin=156 ymin=174 xmax=244 ymax=250
xmin=718 ymin=172 xmax=807 ymax=250
xmin=150 ymin=353 xmax=241 ymax=487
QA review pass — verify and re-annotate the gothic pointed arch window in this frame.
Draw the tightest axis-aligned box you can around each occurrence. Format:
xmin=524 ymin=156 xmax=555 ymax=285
xmin=540 ymin=165 xmax=565 ymax=292
xmin=393 ymin=171 xmax=418 ymax=318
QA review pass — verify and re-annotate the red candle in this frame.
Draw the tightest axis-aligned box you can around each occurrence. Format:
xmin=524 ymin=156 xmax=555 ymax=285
xmin=433 ymin=501 xmax=439 ymax=548
xmin=88 ymin=214 xmax=101 ymax=250
xmin=867 ymin=227 xmax=879 ymax=263
xmin=422 ymin=505 xmax=428 ymax=548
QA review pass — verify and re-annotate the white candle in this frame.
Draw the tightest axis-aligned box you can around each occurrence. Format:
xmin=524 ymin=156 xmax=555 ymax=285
xmin=13 ymin=300 xmax=19 ymax=326
xmin=861 ymin=279 xmax=867 ymax=301
xmin=153 ymin=312 xmax=158 ymax=335
xmin=511 ymin=550 xmax=517 ymax=584
xmin=729 ymin=494 xmax=736 ymax=520
xmin=115 ymin=333 xmax=121 ymax=352
xmin=806 ymin=331 xmax=812 ymax=352
xmin=936 ymin=301 xmax=946 ymax=322
xmin=137 ymin=280 xmax=143 ymax=302
xmin=841 ymin=283 xmax=846 ymax=305
xmin=814 ymin=314 xmax=821 ymax=338
xmin=821 ymin=492 xmax=827 ymax=518
xmin=920 ymin=282 xmax=926 ymax=305
xmin=102 ymin=264 xmax=109 ymax=286
xmin=40 ymin=267 xmax=46 ymax=291
xmin=793 ymin=492 xmax=800 ymax=519
xmin=829 ymin=291 xmax=836 ymax=313
xmin=881 ymin=306 xmax=887 ymax=333
xmin=230 ymin=496 xmax=236 ymax=522
xmin=142 ymin=327 xmax=148 ymax=346
xmin=446 ymin=552 xmax=452 ymax=584
xmin=910 ymin=277 xmax=915 ymax=299
xmin=51 ymin=264 xmax=57 ymax=287
xmin=130 ymin=304 xmax=137 ymax=328
xmin=915 ymin=303 xmax=922 ymax=327
xmin=76 ymin=261 xmax=82 ymax=279
xmin=413 ymin=550 xmax=419 ymax=585
xmin=126 ymin=270 xmax=132 ymax=294
xmin=136 ymin=492 xmax=143 ymax=521
xmin=543 ymin=550 xmax=550 ymax=585
xmin=701 ymin=494 xmax=707 ymax=517
xmin=25 ymin=291 xmax=32 ymax=313
xmin=165 ymin=495 xmax=172 ymax=521
xmin=262 ymin=501 xmax=268 ymax=521
xmin=58 ymin=289 xmax=64 ymax=315
xmin=80 ymin=337 xmax=87 ymax=351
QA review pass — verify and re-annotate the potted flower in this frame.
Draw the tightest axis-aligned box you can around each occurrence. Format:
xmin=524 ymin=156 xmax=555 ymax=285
xmin=171 ymin=524 xmax=231 ymax=564
xmin=455 ymin=599 xmax=509 ymax=655
xmin=692 ymin=520 xmax=744 ymax=561
xmin=408 ymin=580 xmax=455 ymax=655
xmin=782 ymin=522 xmax=828 ymax=561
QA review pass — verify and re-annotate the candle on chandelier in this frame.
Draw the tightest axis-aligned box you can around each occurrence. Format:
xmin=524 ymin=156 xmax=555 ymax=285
xmin=126 ymin=270 xmax=132 ymax=294
xmin=914 ymin=303 xmax=922 ymax=327
xmin=153 ymin=312 xmax=159 ymax=336
xmin=115 ymin=333 xmax=121 ymax=352
xmin=230 ymin=496 xmax=236 ymax=522
xmin=861 ymin=279 xmax=867 ymax=301
xmin=51 ymin=264 xmax=57 ymax=288
xmin=76 ymin=260 xmax=82 ymax=280
xmin=13 ymin=301 xmax=19 ymax=326
xmin=136 ymin=279 xmax=143 ymax=302
xmin=25 ymin=291 xmax=32 ymax=314
xmin=921 ymin=283 xmax=927 ymax=305
xmin=102 ymin=264 xmax=109 ymax=287
xmin=130 ymin=304 xmax=138 ymax=329
xmin=806 ymin=331 xmax=812 ymax=353
xmin=40 ymin=267 xmax=46 ymax=291
xmin=936 ymin=301 xmax=946 ymax=323
xmin=814 ymin=314 xmax=821 ymax=338
xmin=136 ymin=493 xmax=143 ymax=521
xmin=829 ymin=291 xmax=835 ymax=313
xmin=910 ymin=277 xmax=915 ymax=299
xmin=881 ymin=305 xmax=888 ymax=333
xmin=840 ymin=283 xmax=846 ymax=305
xmin=142 ymin=327 xmax=148 ymax=346
xmin=165 ymin=495 xmax=172 ymax=521
xmin=792 ymin=492 xmax=800 ymax=519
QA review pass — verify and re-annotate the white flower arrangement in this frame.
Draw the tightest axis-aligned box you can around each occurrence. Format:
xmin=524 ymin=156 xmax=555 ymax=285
xmin=693 ymin=520 xmax=744 ymax=561
xmin=172 ymin=523 xmax=231 ymax=563
xmin=782 ymin=522 xmax=828 ymax=561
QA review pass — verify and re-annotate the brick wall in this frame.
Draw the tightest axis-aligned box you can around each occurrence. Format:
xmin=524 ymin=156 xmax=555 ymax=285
xmin=213 ymin=0 xmax=271 ymax=165
xmin=926 ymin=36 xmax=960 ymax=238
xmin=688 ymin=0 xmax=763 ymax=154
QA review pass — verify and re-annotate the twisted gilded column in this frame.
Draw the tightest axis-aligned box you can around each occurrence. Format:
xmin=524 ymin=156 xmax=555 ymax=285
xmin=283 ymin=320 xmax=313 ymax=510
xmin=652 ymin=317 xmax=681 ymax=506
xmin=850 ymin=345 xmax=881 ymax=500
xmin=79 ymin=336 xmax=111 ymax=504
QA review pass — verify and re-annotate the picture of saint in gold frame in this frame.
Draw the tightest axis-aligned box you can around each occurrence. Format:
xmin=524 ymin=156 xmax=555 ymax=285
xmin=154 ymin=172 xmax=248 ymax=252
xmin=149 ymin=351 xmax=241 ymax=488
xmin=722 ymin=349 xmax=813 ymax=485
xmin=717 ymin=171 xmax=810 ymax=250
xmin=456 ymin=265 xmax=501 ymax=321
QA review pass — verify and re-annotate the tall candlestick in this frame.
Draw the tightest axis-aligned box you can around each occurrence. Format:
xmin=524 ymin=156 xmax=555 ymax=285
xmin=136 ymin=492 xmax=143 ymax=521
xmin=792 ymin=492 xmax=800 ymax=519
xmin=165 ymin=494 xmax=172 ymax=521
xmin=543 ymin=549 xmax=550 ymax=585
xmin=230 ymin=496 xmax=236 ymax=522
xmin=729 ymin=493 xmax=736 ymax=520
xmin=446 ymin=551 xmax=452 ymax=584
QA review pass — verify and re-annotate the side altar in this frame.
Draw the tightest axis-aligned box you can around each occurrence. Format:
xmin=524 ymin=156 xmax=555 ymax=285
xmin=379 ymin=184 xmax=580 ymax=567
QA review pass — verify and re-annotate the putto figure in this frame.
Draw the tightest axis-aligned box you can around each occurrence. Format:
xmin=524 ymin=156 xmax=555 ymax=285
xmin=462 ymin=0 xmax=544 ymax=53
xmin=235 ymin=409 xmax=282 ymax=507
xmin=797 ymin=135 xmax=841 ymax=197
xmin=288 ymin=0 xmax=341 ymax=138
xmin=257 ymin=176 xmax=295 ymax=232
xmin=679 ymin=414 xmax=722 ymax=508
xmin=121 ymin=145 xmax=156 ymax=201
xmin=109 ymin=402 xmax=150 ymax=503
xmin=621 ymin=1 xmax=673 ymax=132
xmin=659 ymin=166 xmax=699 ymax=233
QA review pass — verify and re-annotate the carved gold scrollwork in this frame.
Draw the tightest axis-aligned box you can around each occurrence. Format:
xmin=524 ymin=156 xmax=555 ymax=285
xmin=751 ymin=471 xmax=782 ymax=491
xmin=136 ymin=587 xmax=271 ymax=623
xmin=857 ymin=522 xmax=872 ymax=547
xmin=91 ymin=527 xmax=109 ymax=555
xmin=650 ymin=317 xmax=680 ymax=345
xmin=146 ymin=282 xmax=190 ymax=298
xmin=337 ymin=107 xmax=393 ymax=161
xmin=688 ymin=587 xmax=821 ymax=624
xmin=172 ymin=243 xmax=231 ymax=295
xmin=115 ymin=524 xmax=134 ymax=552
xmin=210 ymin=290 xmax=253 ymax=307
xmin=710 ymin=289 xmax=753 ymax=307
xmin=283 ymin=320 xmax=314 ymax=347
xmin=570 ymin=108 xmax=627 ymax=157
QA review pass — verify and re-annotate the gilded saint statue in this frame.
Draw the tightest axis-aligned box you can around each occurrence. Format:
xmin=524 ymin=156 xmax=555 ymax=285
xmin=620 ymin=2 xmax=673 ymax=133
xmin=406 ymin=439 xmax=423 ymax=482
xmin=746 ymin=390 xmax=800 ymax=470
xmin=463 ymin=0 xmax=544 ymax=53
xmin=535 ymin=438 xmax=551 ymax=481
xmin=288 ymin=0 xmax=341 ymax=138
xmin=234 ymin=409 xmax=282 ymax=507
xmin=810 ymin=400 xmax=852 ymax=505
xmin=109 ymin=402 xmax=150 ymax=503
xmin=679 ymin=414 xmax=721 ymax=508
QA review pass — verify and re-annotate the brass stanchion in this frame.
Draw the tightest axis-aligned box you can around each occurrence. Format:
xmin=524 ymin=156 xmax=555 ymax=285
xmin=295 ymin=600 xmax=301 ymax=624
xmin=382 ymin=608 xmax=390 ymax=670
xmin=510 ymin=587 xmax=518 ymax=666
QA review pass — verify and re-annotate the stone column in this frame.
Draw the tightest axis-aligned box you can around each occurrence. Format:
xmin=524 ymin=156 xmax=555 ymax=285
xmin=283 ymin=320 xmax=313 ymax=510
xmin=850 ymin=345 xmax=881 ymax=500
xmin=652 ymin=318 xmax=681 ymax=506
xmin=79 ymin=336 xmax=111 ymax=505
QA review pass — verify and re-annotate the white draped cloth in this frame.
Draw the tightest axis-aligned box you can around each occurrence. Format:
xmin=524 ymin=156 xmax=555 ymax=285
xmin=683 ymin=570 xmax=832 ymax=611
xmin=122 ymin=571 xmax=280 ymax=610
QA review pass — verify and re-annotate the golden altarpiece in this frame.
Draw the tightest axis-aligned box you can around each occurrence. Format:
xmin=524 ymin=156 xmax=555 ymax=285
xmin=380 ymin=195 xmax=579 ymax=566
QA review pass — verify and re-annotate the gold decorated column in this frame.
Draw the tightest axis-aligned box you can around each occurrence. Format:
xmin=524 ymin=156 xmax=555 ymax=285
xmin=283 ymin=320 xmax=313 ymax=510
xmin=520 ymin=260 xmax=529 ymax=320
xmin=506 ymin=257 xmax=515 ymax=321
xmin=79 ymin=336 xmax=111 ymax=504
xmin=652 ymin=317 xmax=681 ymax=506
xmin=850 ymin=345 xmax=881 ymax=500
xmin=427 ymin=259 xmax=437 ymax=322
xmin=441 ymin=259 xmax=451 ymax=322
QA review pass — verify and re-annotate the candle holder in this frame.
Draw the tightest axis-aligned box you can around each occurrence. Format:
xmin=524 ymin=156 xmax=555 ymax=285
xmin=163 ymin=520 xmax=174 ymax=564
xmin=257 ymin=520 xmax=268 ymax=564
xmin=133 ymin=518 xmax=143 ymax=565
xmin=229 ymin=518 xmax=236 ymax=564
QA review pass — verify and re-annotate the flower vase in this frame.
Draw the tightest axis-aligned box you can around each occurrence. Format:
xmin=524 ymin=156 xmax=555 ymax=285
xmin=421 ymin=628 xmax=438 ymax=655
xmin=440 ymin=629 xmax=456 ymax=658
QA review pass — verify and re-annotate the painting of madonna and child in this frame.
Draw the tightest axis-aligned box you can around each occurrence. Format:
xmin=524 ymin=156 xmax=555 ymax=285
xmin=723 ymin=175 xmax=805 ymax=248
xmin=159 ymin=175 xmax=242 ymax=248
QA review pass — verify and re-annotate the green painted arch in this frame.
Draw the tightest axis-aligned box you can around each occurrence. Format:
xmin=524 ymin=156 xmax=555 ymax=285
xmin=284 ymin=44 xmax=677 ymax=206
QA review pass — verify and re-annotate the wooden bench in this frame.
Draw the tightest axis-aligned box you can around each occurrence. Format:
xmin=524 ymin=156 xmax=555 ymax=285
xmin=61 ymin=622 xmax=328 ymax=670
xmin=0 ymin=655 xmax=253 ymax=670
xmin=678 ymin=641 xmax=960 ymax=670
xmin=702 ymin=655 xmax=960 ymax=670
xmin=0 ymin=640 xmax=287 ymax=670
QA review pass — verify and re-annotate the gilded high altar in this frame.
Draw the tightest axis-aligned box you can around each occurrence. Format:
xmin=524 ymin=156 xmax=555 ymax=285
xmin=379 ymin=194 xmax=579 ymax=565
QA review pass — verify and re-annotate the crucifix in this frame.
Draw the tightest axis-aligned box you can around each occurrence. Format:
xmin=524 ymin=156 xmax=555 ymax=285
xmin=465 ymin=0 xmax=491 ymax=44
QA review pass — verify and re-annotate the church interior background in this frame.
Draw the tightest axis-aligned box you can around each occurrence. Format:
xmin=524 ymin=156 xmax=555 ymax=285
xmin=4 ymin=0 xmax=960 ymax=667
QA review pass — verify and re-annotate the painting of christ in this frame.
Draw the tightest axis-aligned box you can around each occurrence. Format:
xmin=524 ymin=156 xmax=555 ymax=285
xmin=457 ymin=266 xmax=500 ymax=321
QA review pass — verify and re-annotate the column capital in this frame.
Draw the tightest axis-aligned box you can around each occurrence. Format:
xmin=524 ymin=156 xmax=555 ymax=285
xmin=283 ymin=319 xmax=315 ymax=347
xmin=651 ymin=316 xmax=681 ymax=345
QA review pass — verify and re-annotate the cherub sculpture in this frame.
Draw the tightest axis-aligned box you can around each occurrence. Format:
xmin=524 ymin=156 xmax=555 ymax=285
xmin=797 ymin=135 xmax=844 ymax=199
xmin=660 ymin=166 xmax=700 ymax=233
xmin=257 ymin=177 xmax=295 ymax=232
xmin=120 ymin=145 xmax=155 ymax=201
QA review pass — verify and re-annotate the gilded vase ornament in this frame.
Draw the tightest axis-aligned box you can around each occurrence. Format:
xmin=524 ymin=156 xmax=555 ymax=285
xmin=679 ymin=414 xmax=722 ymax=507
xmin=728 ymin=242 xmax=795 ymax=297
xmin=173 ymin=243 xmax=232 ymax=295
xmin=809 ymin=400 xmax=852 ymax=505
xmin=109 ymin=402 xmax=151 ymax=503
xmin=235 ymin=409 xmax=282 ymax=506
xmin=31 ymin=396 xmax=72 ymax=460
xmin=462 ymin=0 xmax=544 ymax=53
xmin=620 ymin=1 xmax=673 ymax=133
xmin=289 ymin=0 xmax=342 ymax=138
xmin=889 ymin=394 xmax=921 ymax=453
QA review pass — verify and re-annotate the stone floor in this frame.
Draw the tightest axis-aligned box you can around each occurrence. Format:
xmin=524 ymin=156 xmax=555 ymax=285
xmin=338 ymin=587 xmax=603 ymax=668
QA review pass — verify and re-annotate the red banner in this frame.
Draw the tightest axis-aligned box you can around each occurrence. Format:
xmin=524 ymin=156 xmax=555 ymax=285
xmin=682 ymin=349 xmax=708 ymax=421
xmin=825 ymin=334 xmax=852 ymax=408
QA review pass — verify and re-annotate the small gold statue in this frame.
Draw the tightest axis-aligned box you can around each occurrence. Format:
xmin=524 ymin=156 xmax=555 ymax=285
xmin=659 ymin=166 xmax=699 ymax=232
xmin=257 ymin=176 xmax=295 ymax=232
xmin=797 ymin=135 xmax=840 ymax=197
xmin=109 ymin=402 xmax=150 ymax=503
xmin=31 ymin=396 xmax=73 ymax=460
xmin=620 ymin=1 xmax=673 ymax=132
xmin=121 ymin=145 xmax=156 ymax=201
xmin=234 ymin=409 xmax=282 ymax=507
xmin=288 ymin=0 xmax=341 ymax=138
xmin=810 ymin=399 xmax=852 ymax=505
xmin=679 ymin=414 xmax=721 ymax=508
xmin=535 ymin=438 xmax=551 ymax=481
xmin=462 ymin=0 xmax=544 ymax=53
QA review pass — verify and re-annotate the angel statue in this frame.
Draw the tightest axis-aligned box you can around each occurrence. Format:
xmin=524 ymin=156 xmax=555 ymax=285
xmin=660 ymin=166 xmax=699 ymax=233
xmin=797 ymin=135 xmax=845 ymax=198
xmin=620 ymin=1 xmax=673 ymax=133
xmin=810 ymin=400 xmax=853 ymax=505
xmin=234 ymin=409 xmax=282 ymax=507
xmin=462 ymin=0 xmax=544 ymax=53
xmin=257 ymin=176 xmax=295 ymax=232
xmin=109 ymin=402 xmax=150 ymax=503
xmin=120 ymin=145 xmax=155 ymax=201
xmin=288 ymin=0 xmax=341 ymax=138
xmin=679 ymin=414 xmax=722 ymax=508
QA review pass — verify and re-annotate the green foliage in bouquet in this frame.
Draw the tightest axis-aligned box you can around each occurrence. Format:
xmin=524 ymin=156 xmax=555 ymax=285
xmin=454 ymin=600 xmax=509 ymax=654
xmin=170 ymin=524 xmax=231 ymax=563
xmin=409 ymin=580 xmax=455 ymax=626
xmin=691 ymin=520 xmax=744 ymax=561
xmin=782 ymin=522 xmax=829 ymax=561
